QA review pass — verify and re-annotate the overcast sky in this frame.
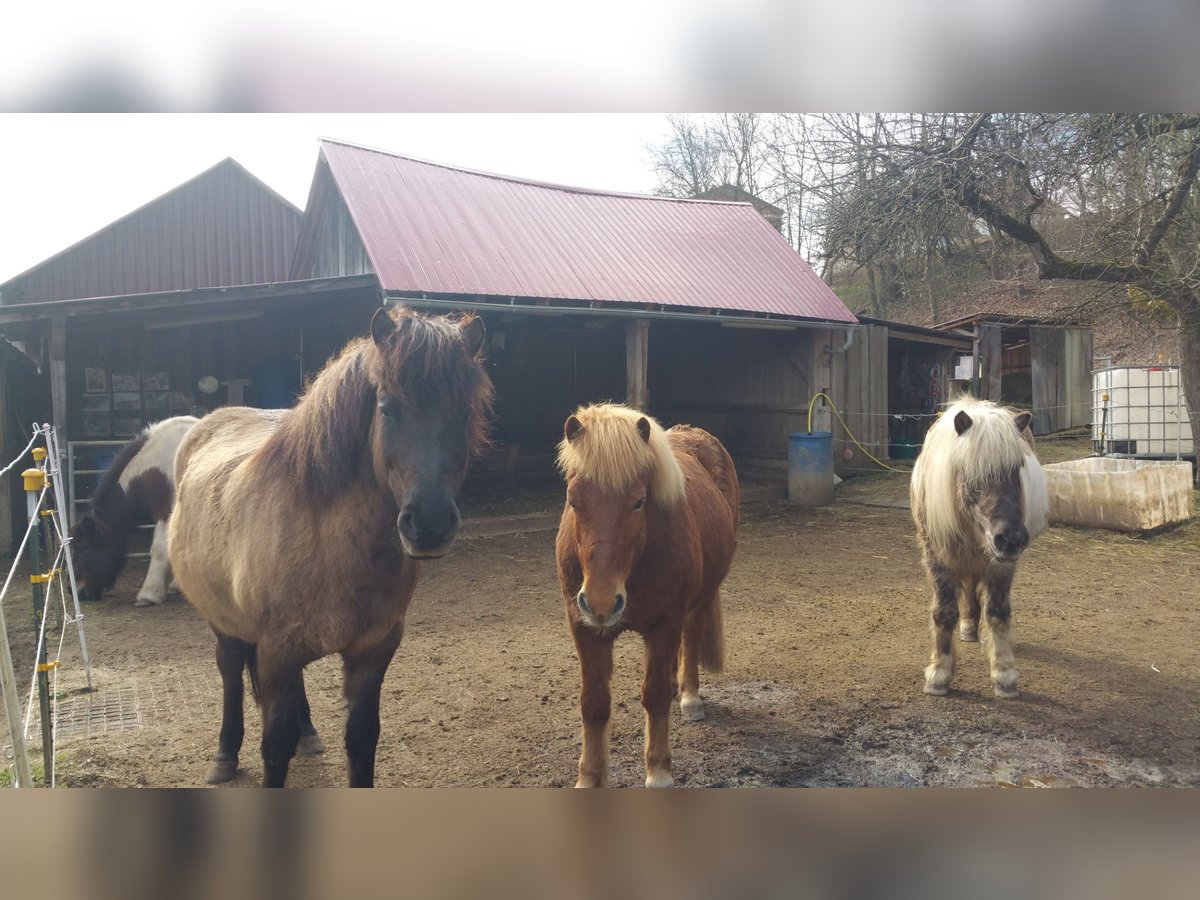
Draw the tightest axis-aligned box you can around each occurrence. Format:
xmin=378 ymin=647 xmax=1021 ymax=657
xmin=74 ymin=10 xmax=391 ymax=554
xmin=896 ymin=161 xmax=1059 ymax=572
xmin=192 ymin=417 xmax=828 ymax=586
xmin=0 ymin=114 xmax=674 ymax=284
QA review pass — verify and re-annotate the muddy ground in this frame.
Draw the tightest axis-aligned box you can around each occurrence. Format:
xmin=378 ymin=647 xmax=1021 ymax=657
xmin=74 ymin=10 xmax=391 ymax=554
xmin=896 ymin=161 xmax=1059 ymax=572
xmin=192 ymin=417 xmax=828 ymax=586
xmin=5 ymin=438 xmax=1198 ymax=788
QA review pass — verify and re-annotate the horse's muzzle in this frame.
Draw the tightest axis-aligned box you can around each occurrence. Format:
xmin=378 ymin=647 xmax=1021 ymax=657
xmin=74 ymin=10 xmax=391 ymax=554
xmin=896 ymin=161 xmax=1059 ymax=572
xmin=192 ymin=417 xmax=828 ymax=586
xmin=577 ymin=589 xmax=626 ymax=629
xmin=397 ymin=500 xmax=462 ymax=559
xmin=991 ymin=522 xmax=1030 ymax=562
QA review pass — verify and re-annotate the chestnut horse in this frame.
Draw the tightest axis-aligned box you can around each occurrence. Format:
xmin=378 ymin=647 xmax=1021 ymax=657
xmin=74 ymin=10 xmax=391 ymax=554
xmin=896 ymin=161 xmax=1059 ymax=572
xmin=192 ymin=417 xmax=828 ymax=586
xmin=910 ymin=399 xmax=1048 ymax=698
xmin=169 ymin=307 xmax=492 ymax=787
xmin=555 ymin=404 xmax=739 ymax=788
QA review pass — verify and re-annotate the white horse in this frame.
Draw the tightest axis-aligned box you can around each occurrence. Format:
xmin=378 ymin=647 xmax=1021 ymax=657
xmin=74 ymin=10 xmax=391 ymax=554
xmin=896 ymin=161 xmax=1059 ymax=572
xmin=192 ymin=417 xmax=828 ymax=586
xmin=69 ymin=416 xmax=199 ymax=606
xmin=910 ymin=399 xmax=1048 ymax=698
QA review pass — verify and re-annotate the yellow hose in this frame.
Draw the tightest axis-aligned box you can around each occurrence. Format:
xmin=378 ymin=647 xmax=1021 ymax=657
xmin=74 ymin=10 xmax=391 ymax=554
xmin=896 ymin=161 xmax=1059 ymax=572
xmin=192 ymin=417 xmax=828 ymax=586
xmin=806 ymin=392 xmax=907 ymax=474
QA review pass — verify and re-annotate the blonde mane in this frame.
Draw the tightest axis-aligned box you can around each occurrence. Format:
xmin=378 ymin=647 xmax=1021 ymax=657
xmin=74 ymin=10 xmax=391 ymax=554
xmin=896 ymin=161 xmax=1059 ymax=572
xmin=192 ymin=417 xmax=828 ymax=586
xmin=913 ymin=398 xmax=1045 ymax=554
xmin=556 ymin=403 xmax=686 ymax=507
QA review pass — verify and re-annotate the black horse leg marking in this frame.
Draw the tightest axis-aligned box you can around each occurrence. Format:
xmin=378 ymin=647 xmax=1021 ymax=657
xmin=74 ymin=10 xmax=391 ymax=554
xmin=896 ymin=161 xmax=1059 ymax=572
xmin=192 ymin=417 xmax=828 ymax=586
xmin=983 ymin=568 xmax=1019 ymax=698
xmin=259 ymin=659 xmax=307 ymax=788
xmin=208 ymin=632 xmax=250 ymax=784
xmin=342 ymin=628 xmax=403 ymax=788
xmin=958 ymin=578 xmax=980 ymax=642
xmin=924 ymin=564 xmax=959 ymax=695
xmin=295 ymin=672 xmax=325 ymax=756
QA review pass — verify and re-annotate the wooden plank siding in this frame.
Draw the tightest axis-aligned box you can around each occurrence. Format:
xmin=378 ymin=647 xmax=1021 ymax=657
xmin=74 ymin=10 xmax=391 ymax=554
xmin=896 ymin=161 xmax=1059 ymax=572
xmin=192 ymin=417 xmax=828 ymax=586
xmin=1029 ymin=325 xmax=1064 ymax=435
xmin=978 ymin=323 xmax=1003 ymax=401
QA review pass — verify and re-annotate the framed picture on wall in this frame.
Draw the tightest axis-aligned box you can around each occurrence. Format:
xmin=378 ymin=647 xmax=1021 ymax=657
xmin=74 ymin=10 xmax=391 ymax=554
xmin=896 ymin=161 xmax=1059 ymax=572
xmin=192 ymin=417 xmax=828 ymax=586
xmin=142 ymin=372 xmax=170 ymax=391
xmin=112 ymin=392 xmax=141 ymax=411
xmin=112 ymin=373 xmax=139 ymax=392
xmin=82 ymin=414 xmax=111 ymax=437
xmin=143 ymin=391 xmax=169 ymax=411
xmin=168 ymin=392 xmax=192 ymax=412
xmin=112 ymin=418 xmax=142 ymax=437
xmin=82 ymin=394 xmax=111 ymax=412
xmin=84 ymin=367 xmax=107 ymax=393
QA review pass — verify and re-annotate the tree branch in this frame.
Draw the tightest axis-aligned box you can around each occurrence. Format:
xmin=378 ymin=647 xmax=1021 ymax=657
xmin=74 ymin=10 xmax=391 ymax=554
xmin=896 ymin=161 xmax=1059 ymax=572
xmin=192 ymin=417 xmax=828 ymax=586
xmin=1135 ymin=132 xmax=1200 ymax=266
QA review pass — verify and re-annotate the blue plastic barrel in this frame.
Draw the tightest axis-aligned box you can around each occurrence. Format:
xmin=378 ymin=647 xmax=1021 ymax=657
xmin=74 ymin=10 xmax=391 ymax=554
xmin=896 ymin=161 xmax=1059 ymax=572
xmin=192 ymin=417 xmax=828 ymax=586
xmin=788 ymin=431 xmax=835 ymax=507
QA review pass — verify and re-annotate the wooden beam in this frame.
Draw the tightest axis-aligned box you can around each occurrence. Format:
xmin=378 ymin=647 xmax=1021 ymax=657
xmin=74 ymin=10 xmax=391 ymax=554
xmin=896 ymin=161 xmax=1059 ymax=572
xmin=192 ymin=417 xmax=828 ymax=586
xmin=49 ymin=316 xmax=67 ymax=439
xmin=625 ymin=318 xmax=649 ymax=410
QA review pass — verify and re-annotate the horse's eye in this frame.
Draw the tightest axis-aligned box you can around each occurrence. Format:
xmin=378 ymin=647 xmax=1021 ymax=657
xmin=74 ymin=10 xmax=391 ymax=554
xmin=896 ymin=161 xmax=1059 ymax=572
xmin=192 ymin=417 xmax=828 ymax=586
xmin=378 ymin=402 xmax=399 ymax=420
xmin=633 ymin=496 xmax=647 ymax=511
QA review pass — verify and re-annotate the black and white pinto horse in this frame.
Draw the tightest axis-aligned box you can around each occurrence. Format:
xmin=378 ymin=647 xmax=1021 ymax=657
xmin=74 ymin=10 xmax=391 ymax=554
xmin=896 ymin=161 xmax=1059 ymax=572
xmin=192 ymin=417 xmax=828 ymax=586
xmin=70 ymin=416 xmax=199 ymax=606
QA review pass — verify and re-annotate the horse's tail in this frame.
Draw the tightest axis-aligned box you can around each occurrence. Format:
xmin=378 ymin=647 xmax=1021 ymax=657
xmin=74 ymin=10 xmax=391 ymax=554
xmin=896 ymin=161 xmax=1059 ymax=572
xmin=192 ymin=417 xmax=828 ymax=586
xmin=246 ymin=644 xmax=262 ymax=706
xmin=696 ymin=589 xmax=725 ymax=674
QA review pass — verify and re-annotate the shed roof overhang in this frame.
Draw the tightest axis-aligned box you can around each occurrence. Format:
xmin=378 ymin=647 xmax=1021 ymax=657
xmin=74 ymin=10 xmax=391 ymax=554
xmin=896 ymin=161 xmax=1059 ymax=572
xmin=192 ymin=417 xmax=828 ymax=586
xmin=382 ymin=290 xmax=861 ymax=332
xmin=0 ymin=275 xmax=381 ymax=341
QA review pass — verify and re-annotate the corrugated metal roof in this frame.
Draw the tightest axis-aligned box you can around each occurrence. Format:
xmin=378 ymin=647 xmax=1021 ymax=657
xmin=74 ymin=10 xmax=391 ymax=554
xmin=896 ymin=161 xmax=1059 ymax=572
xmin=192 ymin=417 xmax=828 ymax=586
xmin=314 ymin=140 xmax=856 ymax=323
xmin=0 ymin=158 xmax=302 ymax=305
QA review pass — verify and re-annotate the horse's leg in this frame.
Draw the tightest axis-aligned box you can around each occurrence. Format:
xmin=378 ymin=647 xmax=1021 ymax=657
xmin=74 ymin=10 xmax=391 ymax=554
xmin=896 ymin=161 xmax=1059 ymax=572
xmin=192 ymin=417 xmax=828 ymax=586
xmin=135 ymin=521 xmax=171 ymax=607
xmin=295 ymin=671 xmax=325 ymax=756
xmin=572 ymin=625 xmax=614 ymax=788
xmin=258 ymin=651 xmax=307 ymax=788
xmin=677 ymin=610 xmax=705 ymax=722
xmin=923 ymin=563 xmax=960 ymax=696
xmin=982 ymin=568 xmax=1019 ymax=698
xmin=958 ymin=577 xmax=980 ymax=642
xmin=342 ymin=628 xmax=403 ymax=788
xmin=642 ymin=626 xmax=682 ymax=788
xmin=207 ymin=631 xmax=250 ymax=784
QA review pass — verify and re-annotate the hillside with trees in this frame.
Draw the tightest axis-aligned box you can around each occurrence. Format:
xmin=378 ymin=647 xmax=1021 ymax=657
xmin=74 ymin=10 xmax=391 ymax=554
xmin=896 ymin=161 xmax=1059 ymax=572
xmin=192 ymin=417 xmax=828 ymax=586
xmin=647 ymin=113 xmax=1198 ymax=446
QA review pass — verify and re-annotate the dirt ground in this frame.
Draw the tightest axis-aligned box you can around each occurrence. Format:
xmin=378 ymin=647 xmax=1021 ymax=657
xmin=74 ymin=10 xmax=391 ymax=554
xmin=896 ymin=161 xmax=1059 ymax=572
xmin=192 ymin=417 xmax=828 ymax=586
xmin=6 ymin=436 xmax=1199 ymax=788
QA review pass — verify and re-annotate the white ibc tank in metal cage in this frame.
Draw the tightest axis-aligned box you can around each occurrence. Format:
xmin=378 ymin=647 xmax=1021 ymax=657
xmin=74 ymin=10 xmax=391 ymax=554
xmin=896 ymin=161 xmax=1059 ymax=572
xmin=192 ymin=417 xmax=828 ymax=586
xmin=1092 ymin=366 xmax=1193 ymax=457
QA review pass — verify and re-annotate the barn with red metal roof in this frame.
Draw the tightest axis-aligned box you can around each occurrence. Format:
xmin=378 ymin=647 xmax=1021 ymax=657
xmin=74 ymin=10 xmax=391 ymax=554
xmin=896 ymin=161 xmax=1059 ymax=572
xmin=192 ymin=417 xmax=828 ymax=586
xmin=0 ymin=138 xmax=892 ymax=534
xmin=286 ymin=139 xmax=873 ymax=476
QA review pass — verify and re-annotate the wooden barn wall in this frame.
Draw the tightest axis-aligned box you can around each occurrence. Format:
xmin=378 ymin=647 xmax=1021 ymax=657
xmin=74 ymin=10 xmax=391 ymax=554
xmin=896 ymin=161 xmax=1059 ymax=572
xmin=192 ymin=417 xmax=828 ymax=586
xmin=1029 ymin=325 xmax=1095 ymax=434
xmin=817 ymin=324 xmax=889 ymax=473
xmin=1065 ymin=328 xmax=1093 ymax=428
xmin=481 ymin=317 xmax=625 ymax=451
xmin=647 ymin=323 xmax=818 ymax=471
xmin=61 ymin=296 xmax=381 ymax=443
xmin=310 ymin=190 xmax=375 ymax=280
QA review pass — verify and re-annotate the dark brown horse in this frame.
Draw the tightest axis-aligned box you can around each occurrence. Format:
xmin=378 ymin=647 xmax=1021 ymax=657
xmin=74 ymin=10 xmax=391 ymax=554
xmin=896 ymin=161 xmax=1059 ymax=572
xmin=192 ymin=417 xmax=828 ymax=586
xmin=169 ymin=307 xmax=492 ymax=787
xmin=555 ymin=403 xmax=739 ymax=788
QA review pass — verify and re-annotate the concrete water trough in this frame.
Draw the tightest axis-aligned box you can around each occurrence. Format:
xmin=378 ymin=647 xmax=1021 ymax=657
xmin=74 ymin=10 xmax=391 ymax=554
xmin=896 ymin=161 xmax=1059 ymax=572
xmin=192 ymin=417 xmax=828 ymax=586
xmin=1043 ymin=457 xmax=1194 ymax=532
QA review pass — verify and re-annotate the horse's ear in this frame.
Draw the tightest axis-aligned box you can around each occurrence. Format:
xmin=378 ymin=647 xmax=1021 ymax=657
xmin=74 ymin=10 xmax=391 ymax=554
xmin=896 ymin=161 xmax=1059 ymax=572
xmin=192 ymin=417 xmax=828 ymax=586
xmin=564 ymin=415 xmax=584 ymax=443
xmin=370 ymin=307 xmax=396 ymax=346
xmin=460 ymin=316 xmax=486 ymax=358
xmin=1013 ymin=411 xmax=1032 ymax=433
xmin=954 ymin=410 xmax=973 ymax=435
xmin=636 ymin=417 xmax=652 ymax=444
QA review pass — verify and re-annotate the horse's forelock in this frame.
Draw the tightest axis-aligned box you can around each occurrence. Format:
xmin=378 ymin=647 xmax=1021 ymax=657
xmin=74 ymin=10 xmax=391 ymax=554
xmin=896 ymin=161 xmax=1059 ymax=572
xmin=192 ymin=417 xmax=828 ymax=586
xmin=556 ymin=404 xmax=686 ymax=506
xmin=370 ymin=311 xmax=494 ymax=453
xmin=914 ymin=400 xmax=1031 ymax=555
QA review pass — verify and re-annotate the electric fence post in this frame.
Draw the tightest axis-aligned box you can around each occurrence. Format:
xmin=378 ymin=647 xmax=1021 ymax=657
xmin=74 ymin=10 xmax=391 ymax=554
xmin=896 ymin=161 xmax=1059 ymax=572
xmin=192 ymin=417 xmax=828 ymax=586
xmin=23 ymin=448 xmax=54 ymax=784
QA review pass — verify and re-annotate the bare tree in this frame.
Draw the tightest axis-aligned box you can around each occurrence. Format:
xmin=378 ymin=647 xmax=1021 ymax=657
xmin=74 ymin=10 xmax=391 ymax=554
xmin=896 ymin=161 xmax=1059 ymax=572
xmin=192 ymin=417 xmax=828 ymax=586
xmin=856 ymin=112 xmax=1200 ymax=448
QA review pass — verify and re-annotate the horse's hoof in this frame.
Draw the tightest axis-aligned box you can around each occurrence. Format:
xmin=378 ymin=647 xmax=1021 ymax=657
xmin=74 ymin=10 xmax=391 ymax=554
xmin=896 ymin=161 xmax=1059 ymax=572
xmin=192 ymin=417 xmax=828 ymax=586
xmin=645 ymin=771 xmax=675 ymax=788
xmin=134 ymin=595 xmax=164 ymax=608
xmin=923 ymin=683 xmax=949 ymax=696
xmin=297 ymin=733 xmax=326 ymax=755
xmin=958 ymin=626 xmax=979 ymax=642
xmin=206 ymin=758 xmax=238 ymax=784
xmin=993 ymin=682 xmax=1020 ymax=699
xmin=680 ymin=697 xmax=705 ymax=722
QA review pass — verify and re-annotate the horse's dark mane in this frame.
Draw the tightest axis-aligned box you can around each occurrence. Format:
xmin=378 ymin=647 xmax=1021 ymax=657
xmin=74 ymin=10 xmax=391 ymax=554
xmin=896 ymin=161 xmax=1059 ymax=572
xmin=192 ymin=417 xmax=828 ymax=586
xmin=258 ymin=308 xmax=493 ymax=503
xmin=89 ymin=431 xmax=149 ymax=515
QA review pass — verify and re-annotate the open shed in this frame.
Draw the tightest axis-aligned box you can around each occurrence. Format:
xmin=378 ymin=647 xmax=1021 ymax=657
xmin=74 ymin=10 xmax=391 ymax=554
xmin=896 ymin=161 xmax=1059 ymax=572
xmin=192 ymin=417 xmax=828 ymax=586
xmin=934 ymin=312 xmax=1093 ymax=435
xmin=0 ymin=140 xmax=879 ymax=542
xmin=288 ymin=139 xmax=863 ymax=478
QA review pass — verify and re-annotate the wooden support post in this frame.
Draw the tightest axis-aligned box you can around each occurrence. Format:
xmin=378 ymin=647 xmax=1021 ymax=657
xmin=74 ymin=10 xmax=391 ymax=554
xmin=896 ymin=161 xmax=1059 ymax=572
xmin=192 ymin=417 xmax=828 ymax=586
xmin=625 ymin=319 xmax=649 ymax=410
xmin=49 ymin=317 xmax=67 ymax=439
